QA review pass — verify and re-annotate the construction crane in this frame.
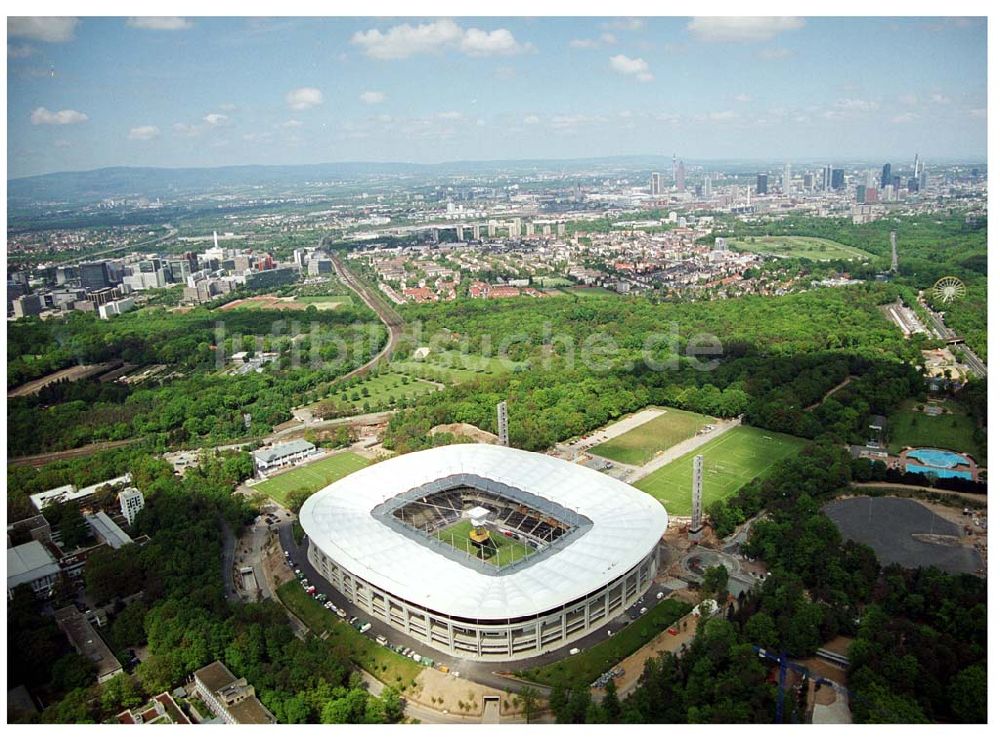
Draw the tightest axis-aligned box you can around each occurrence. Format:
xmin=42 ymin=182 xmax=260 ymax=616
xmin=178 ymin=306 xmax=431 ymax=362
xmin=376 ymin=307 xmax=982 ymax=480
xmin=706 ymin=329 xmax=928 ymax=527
xmin=751 ymin=645 xmax=855 ymax=724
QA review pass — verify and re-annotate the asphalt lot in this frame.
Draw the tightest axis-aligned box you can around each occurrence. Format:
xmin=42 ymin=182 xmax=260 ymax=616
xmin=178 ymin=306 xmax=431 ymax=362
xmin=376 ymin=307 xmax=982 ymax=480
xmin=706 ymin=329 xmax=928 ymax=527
xmin=823 ymin=496 xmax=983 ymax=574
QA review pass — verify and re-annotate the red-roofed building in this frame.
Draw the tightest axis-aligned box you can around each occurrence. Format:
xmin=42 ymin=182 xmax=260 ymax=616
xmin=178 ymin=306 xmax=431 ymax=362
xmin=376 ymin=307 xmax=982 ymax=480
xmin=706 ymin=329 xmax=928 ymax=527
xmin=402 ymin=287 xmax=438 ymax=303
xmin=469 ymin=281 xmax=490 ymax=299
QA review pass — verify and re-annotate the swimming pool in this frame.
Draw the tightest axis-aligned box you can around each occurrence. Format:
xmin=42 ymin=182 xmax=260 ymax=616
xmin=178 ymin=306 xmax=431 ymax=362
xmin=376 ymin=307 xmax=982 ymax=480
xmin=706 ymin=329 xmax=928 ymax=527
xmin=907 ymin=448 xmax=970 ymax=469
xmin=906 ymin=463 xmax=973 ymax=480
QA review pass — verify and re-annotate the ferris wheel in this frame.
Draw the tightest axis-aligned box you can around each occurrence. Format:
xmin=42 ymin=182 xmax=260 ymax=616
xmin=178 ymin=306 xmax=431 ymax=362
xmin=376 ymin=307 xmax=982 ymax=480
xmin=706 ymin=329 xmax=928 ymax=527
xmin=930 ymin=276 xmax=966 ymax=304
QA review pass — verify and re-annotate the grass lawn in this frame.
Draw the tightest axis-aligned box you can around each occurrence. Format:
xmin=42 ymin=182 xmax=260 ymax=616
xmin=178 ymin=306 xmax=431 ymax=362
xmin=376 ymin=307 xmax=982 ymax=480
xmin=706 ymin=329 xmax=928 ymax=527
xmin=729 ymin=235 xmax=874 ymax=261
xmin=391 ymin=350 xmax=520 ymax=385
xmin=518 ymin=598 xmax=692 ymax=687
xmin=326 ymin=372 xmax=440 ymax=413
xmin=253 ymin=451 xmax=368 ymax=505
xmin=590 ymin=407 xmax=717 ymax=466
xmin=564 ymin=286 xmax=616 ymax=297
xmin=887 ymin=398 xmax=985 ymax=464
xmin=434 ymin=519 xmax=534 ymax=567
xmin=276 ymin=581 xmax=422 ymax=688
xmin=634 ymin=426 xmax=808 ymax=515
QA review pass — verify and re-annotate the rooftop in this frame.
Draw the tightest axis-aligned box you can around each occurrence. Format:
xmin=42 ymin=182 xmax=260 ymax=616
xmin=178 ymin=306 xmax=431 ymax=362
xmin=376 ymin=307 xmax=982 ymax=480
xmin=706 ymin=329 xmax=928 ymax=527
xmin=85 ymin=511 xmax=133 ymax=549
xmin=253 ymin=438 xmax=315 ymax=464
xmin=300 ymin=444 xmax=667 ymax=620
xmin=30 ymin=473 xmax=132 ymax=512
xmin=7 ymin=540 xmax=60 ymax=589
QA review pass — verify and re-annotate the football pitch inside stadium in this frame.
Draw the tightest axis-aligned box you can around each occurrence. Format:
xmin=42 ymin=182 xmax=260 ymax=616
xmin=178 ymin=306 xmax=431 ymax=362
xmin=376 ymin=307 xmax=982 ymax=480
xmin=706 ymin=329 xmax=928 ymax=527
xmin=434 ymin=519 xmax=535 ymax=567
xmin=634 ymin=426 xmax=807 ymax=515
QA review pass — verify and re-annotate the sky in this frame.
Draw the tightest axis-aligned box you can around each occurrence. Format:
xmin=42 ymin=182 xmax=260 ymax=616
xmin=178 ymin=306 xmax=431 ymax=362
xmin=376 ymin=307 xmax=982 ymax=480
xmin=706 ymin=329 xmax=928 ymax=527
xmin=6 ymin=15 xmax=989 ymax=178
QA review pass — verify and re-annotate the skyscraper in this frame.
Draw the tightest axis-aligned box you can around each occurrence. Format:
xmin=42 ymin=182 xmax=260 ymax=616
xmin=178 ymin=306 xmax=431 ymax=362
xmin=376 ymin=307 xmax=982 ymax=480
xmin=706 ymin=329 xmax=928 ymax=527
xmin=783 ymin=163 xmax=791 ymax=196
xmin=703 ymin=176 xmax=713 ymax=197
xmin=676 ymin=161 xmax=686 ymax=191
xmin=650 ymin=172 xmax=661 ymax=196
xmin=831 ymin=168 xmax=845 ymax=190
xmin=79 ymin=261 xmax=112 ymax=291
xmin=881 ymin=163 xmax=892 ymax=188
xmin=823 ymin=164 xmax=833 ymax=191
xmin=756 ymin=173 xmax=768 ymax=195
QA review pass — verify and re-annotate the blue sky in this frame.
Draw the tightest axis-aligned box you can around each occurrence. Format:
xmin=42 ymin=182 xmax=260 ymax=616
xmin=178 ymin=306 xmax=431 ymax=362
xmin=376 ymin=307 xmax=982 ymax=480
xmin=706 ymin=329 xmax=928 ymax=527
xmin=7 ymin=16 xmax=988 ymax=177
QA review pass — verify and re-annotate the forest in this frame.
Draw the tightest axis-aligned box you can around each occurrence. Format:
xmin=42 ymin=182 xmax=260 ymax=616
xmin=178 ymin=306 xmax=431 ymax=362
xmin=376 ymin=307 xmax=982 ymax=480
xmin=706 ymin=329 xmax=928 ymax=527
xmin=7 ymin=305 xmax=385 ymax=455
xmin=8 ymin=449 xmax=403 ymax=724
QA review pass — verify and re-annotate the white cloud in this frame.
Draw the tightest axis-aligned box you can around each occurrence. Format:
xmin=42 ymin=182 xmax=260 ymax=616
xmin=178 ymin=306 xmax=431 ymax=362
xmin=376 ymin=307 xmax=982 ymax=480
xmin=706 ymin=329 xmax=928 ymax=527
xmin=570 ymin=38 xmax=599 ymax=49
xmin=757 ymin=47 xmax=792 ymax=60
xmin=281 ymin=119 xmax=303 ymax=128
xmin=609 ymin=54 xmax=653 ymax=82
xmin=898 ymin=93 xmax=919 ymax=106
xmin=30 ymin=107 xmax=88 ymax=125
xmin=968 ymin=108 xmax=987 ymax=119
xmin=709 ymin=110 xmax=738 ymax=122
xmin=218 ymin=103 xmax=238 ymax=112
xmin=929 ymin=93 xmax=951 ymax=104
xmin=376 ymin=113 xmax=392 ymax=123
xmin=437 ymin=111 xmax=463 ymax=120
xmin=128 ymin=125 xmax=160 ymax=140
xmin=360 ymin=90 xmax=386 ymax=105
xmin=286 ymin=87 xmax=323 ymax=110
xmin=8 ymin=17 xmax=79 ymax=43
xmin=203 ymin=113 xmax=229 ymax=126
xmin=523 ymin=114 xmax=541 ymax=125
xmin=687 ymin=17 xmax=805 ymax=43
xmin=460 ymin=27 xmax=531 ymax=57
xmin=8 ymin=43 xmax=35 ymax=58
xmin=835 ymin=98 xmax=879 ymax=112
xmin=126 ymin=17 xmax=193 ymax=31
xmin=735 ymin=93 xmax=753 ymax=103
xmin=891 ymin=113 xmax=918 ymax=124
xmin=351 ymin=19 xmax=531 ymax=60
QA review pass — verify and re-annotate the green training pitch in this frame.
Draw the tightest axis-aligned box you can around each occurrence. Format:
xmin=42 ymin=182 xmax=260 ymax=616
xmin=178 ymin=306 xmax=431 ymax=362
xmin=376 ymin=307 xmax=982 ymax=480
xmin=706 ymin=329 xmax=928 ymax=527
xmin=434 ymin=519 xmax=534 ymax=567
xmin=887 ymin=398 xmax=985 ymax=464
xmin=729 ymin=235 xmax=874 ymax=261
xmin=590 ymin=407 xmax=717 ymax=466
xmin=253 ymin=450 xmax=368 ymax=505
xmin=634 ymin=426 xmax=807 ymax=515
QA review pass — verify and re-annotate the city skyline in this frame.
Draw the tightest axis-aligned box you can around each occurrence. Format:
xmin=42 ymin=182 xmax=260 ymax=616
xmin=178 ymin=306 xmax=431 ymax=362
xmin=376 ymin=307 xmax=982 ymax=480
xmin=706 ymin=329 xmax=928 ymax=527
xmin=7 ymin=15 xmax=989 ymax=178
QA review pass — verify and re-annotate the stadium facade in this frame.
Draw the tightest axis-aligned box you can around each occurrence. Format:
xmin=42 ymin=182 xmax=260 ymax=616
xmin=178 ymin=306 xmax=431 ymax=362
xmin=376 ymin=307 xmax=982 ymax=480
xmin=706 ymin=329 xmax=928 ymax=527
xmin=299 ymin=444 xmax=667 ymax=661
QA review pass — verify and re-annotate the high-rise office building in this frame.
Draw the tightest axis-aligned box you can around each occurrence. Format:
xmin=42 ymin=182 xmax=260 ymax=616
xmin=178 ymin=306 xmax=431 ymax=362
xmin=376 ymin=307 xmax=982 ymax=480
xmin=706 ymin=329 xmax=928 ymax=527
xmin=676 ymin=161 xmax=686 ymax=191
xmin=783 ymin=163 xmax=791 ymax=196
xmin=79 ymin=261 xmax=112 ymax=291
xmin=881 ymin=163 xmax=892 ymax=188
xmin=650 ymin=172 xmax=661 ymax=196
xmin=856 ymin=185 xmax=867 ymax=204
xmin=756 ymin=173 xmax=768 ymax=195
xmin=511 ymin=218 xmax=522 ymax=239
xmin=703 ymin=176 xmax=713 ymax=197
xmin=802 ymin=173 xmax=815 ymax=190
xmin=831 ymin=169 xmax=845 ymax=190
xmin=822 ymin=164 xmax=833 ymax=191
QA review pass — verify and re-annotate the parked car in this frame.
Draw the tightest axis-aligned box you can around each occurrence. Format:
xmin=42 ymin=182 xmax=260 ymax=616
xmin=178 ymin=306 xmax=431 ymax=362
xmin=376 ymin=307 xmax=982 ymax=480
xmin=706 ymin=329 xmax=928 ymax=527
xmin=375 ymin=635 xmax=387 ymax=646
xmin=359 ymin=623 xmax=372 ymax=634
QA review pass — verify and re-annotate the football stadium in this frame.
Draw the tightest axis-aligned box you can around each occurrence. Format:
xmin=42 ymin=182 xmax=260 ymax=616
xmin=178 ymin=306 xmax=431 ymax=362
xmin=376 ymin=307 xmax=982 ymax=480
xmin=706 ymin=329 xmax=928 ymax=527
xmin=299 ymin=444 xmax=668 ymax=661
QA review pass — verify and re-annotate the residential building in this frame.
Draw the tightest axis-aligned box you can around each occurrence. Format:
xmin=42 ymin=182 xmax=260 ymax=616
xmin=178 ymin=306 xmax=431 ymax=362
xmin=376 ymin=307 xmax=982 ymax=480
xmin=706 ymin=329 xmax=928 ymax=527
xmin=119 ymin=487 xmax=145 ymax=526
xmin=193 ymin=661 xmax=276 ymax=724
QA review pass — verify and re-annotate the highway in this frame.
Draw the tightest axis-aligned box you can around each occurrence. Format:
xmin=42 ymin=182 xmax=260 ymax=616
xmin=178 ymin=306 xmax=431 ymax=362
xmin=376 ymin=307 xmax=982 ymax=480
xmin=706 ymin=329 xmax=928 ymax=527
xmin=50 ymin=225 xmax=178 ymax=265
xmin=918 ymin=298 xmax=987 ymax=378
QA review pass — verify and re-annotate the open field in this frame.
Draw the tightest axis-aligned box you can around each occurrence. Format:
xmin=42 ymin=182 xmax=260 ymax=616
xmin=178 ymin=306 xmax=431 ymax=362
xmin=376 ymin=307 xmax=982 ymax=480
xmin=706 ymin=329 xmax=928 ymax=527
xmin=517 ymin=598 xmax=692 ymax=686
xmin=276 ymin=581 xmax=422 ymax=688
xmin=434 ymin=519 xmax=534 ymax=567
xmin=8 ymin=361 xmax=120 ymax=397
xmin=334 ymin=372 xmax=440 ymax=412
xmin=887 ymin=398 xmax=985 ymax=464
xmin=634 ymin=426 xmax=808 ymax=515
xmin=729 ymin=235 xmax=874 ymax=261
xmin=391 ymin=350 xmax=520 ymax=385
xmin=563 ymin=286 xmax=616 ymax=297
xmin=294 ymin=294 xmax=354 ymax=308
xmin=216 ymin=294 xmax=352 ymax=311
xmin=590 ymin=407 xmax=716 ymax=466
xmin=253 ymin=451 xmax=368 ymax=505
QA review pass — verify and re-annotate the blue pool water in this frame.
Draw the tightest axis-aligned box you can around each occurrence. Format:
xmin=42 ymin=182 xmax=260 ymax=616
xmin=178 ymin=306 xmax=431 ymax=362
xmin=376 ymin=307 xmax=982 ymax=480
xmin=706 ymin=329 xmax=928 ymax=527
xmin=907 ymin=448 xmax=969 ymax=468
xmin=906 ymin=464 xmax=973 ymax=480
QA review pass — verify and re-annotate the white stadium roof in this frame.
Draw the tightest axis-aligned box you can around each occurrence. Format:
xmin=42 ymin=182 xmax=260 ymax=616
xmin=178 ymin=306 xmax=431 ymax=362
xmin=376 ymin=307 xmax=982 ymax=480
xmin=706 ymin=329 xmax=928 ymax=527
xmin=299 ymin=444 xmax=668 ymax=620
